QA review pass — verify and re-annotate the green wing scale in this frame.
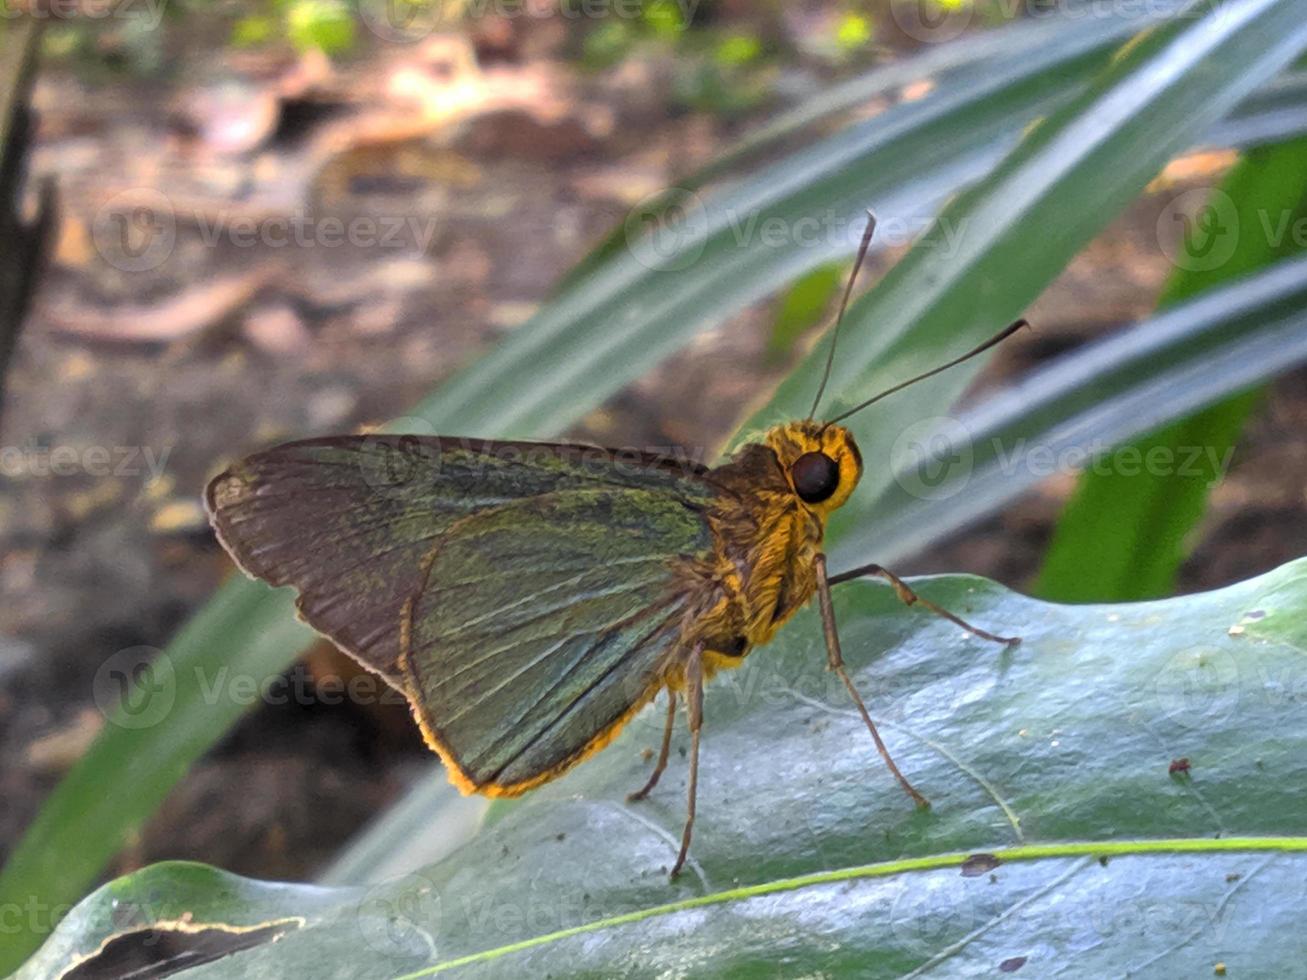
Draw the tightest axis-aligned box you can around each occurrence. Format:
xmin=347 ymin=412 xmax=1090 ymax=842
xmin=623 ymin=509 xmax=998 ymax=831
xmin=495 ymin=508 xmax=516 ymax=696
xmin=401 ymin=488 xmax=712 ymax=795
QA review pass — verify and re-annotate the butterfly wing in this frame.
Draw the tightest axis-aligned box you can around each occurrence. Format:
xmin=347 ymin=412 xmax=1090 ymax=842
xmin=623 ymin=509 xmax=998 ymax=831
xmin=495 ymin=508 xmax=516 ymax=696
xmin=205 ymin=435 xmax=715 ymax=689
xmin=401 ymin=487 xmax=714 ymax=796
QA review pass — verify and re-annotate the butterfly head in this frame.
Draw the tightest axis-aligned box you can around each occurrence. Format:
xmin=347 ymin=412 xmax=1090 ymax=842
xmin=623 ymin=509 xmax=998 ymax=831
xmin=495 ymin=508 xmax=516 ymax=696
xmin=766 ymin=420 xmax=862 ymax=516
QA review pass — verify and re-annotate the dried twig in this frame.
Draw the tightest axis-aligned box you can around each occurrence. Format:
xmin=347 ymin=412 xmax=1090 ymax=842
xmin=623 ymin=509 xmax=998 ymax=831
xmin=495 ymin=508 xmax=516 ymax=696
xmin=0 ymin=16 xmax=53 ymax=430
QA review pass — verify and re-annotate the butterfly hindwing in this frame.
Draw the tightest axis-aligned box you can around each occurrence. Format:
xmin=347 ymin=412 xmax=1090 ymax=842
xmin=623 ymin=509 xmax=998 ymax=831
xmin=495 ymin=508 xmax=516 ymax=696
xmin=401 ymin=487 xmax=714 ymax=795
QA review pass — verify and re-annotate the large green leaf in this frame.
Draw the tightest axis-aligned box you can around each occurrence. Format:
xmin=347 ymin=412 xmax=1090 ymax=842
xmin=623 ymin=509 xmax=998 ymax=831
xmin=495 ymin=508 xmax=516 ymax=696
xmin=1034 ymin=137 xmax=1307 ymax=602
xmin=22 ymin=555 xmax=1307 ymax=977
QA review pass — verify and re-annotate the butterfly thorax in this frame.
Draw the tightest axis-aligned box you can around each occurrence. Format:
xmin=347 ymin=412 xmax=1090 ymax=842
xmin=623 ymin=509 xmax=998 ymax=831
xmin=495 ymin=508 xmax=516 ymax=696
xmin=680 ymin=421 xmax=863 ymax=677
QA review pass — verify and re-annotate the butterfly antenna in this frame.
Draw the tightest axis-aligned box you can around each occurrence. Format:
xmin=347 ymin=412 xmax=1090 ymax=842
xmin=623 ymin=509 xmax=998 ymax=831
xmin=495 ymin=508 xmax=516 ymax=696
xmin=825 ymin=319 xmax=1030 ymax=425
xmin=808 ymin=211 xmax=878 ymax=421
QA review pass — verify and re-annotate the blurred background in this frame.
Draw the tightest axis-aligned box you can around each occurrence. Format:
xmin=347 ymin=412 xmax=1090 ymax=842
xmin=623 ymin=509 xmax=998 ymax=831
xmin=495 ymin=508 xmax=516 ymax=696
xmin=1 ymin=0 xmax=1306 ymax=934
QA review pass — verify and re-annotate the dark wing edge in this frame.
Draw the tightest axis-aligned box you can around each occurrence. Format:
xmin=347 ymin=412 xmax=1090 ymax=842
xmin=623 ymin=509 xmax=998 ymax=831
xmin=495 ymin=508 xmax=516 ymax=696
xmin=399 ymin=593 xmax=686 ymax=799
xmin=204 ymin=439 xmax=448 ymax=689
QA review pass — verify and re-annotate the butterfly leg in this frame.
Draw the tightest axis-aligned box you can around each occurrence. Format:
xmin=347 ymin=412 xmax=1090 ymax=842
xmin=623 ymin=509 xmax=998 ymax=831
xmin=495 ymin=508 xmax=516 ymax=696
xmin=670 ymin=644 xmax=704 ymax=880
xmin=628 ymin=691 xmax=677 ymax=802
xmin=814 ymin=554 xmax=929 ymax=809
xmin=828 ymin=560 xmax=1020 ymax=646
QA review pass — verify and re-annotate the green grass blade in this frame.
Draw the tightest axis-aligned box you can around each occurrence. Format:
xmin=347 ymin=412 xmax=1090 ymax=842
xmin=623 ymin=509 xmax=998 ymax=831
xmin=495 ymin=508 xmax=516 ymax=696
xmin=841 ymin=254 xmax=1307 ymax=567
xmin=1034 ymin=137 xmax=1307 ymax=601
xmin=557 ymin=8 xmax=1181 ymax=289
xmin=410 ymin=6 xmax=1244 ymax=440
xmin=765 ymin=261 xmax=842 ymax=364
xmin=741 ymin=0 xmax=1307 ymax=566
xmin=1035 ymin=394 xmax=1263 ymax=601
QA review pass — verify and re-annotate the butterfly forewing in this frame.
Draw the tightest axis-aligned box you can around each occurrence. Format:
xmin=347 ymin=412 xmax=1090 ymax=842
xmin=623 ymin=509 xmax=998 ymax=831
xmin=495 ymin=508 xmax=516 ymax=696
xmin=401 ymin=487 xmax=712 ymax=795
xmin=206 ymin=433 xmax=717 ymax=708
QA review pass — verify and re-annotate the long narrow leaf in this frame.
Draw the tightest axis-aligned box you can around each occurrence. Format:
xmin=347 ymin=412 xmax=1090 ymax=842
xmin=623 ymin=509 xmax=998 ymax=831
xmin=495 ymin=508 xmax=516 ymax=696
xmin=1035 ymin=136 xmax=1307 ymax=602
xmin=560 ymin=5 xmax=1184 ymax=286
xmin=840 ymin=254 xmax=1307 ymax=568
xmin=738 ymin=0 xmax=1307 ymax=565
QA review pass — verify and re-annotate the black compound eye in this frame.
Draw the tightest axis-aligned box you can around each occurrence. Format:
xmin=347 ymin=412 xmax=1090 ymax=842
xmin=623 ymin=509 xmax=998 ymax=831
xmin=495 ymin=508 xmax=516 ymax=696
xmin=791 ymin=451 xmax=841 ymax=504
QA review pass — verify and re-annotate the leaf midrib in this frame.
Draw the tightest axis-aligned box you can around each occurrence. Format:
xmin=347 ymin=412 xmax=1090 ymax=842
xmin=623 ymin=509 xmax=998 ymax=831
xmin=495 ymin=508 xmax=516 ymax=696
xmin=391 ymin=836 xmax=1307 ymax=978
